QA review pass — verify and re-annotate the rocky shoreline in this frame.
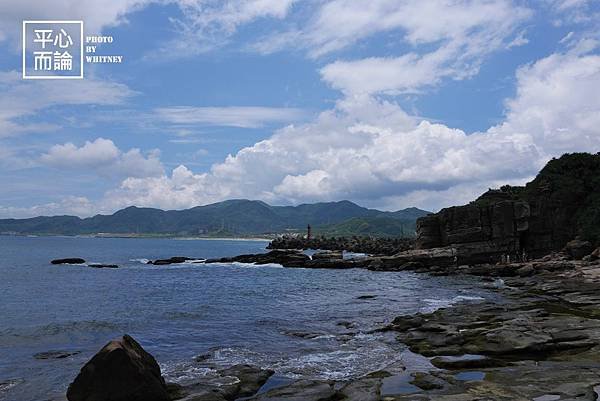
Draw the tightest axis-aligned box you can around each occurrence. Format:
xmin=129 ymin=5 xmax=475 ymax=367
xmin=58 ymin=245 xmax=600 ymax=400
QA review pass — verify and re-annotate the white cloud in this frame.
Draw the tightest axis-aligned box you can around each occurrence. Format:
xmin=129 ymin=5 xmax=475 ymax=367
xmin=0 ymin=0 xmax=297 ymax=59
xmin=94 ymin=48 xmax=600 ymax=213
xmin=506 ymin=30 xmax=529 ymax=49
xmin=549 ymin=0 xmax=600 ymax=26
xmin=490 ymin=46 xmax=600 ymax=157
xmin=40 ymin=138 xmax=164 ymax=179
xmin=155 ymin=106 xmax=308 ymax=128
xmin=255 ymin=0 xmax=531 ymax=55
xmin=0 ymin=0 xmax=152 ymax=45
xmin=151 ymin=0 xmax=298 ymax=59
xmin=0 ymin=196 xmax=96 ymax=218
xmin=272 ymin=0 xmax=532 ymax=95
xmin=320 ymin=51 xmax=456 ymax=95
xmin=0 ymin=71 xmax=135 ymax=138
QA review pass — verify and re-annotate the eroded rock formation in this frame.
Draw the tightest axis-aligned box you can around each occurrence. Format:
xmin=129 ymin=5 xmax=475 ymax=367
xmin=415 ymin=153 xmax=600 ymax=264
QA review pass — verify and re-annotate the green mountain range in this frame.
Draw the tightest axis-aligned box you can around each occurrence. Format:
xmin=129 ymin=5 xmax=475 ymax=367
xmin=0 ymin=200 xmax=430 ymax=238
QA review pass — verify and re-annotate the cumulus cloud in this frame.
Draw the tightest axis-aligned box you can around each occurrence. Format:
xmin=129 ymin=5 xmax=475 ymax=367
xmin=96 ymin=48 xmax=600 ymax=213
xmin=40 ymin=138 xmax=164 ymax=179
xmin=155 ymin=106 xmax=308 ymax=128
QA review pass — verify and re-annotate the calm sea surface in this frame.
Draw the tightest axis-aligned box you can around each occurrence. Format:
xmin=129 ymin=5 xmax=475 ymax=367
xmin=0 ymin=235 xmax=494 ymax=401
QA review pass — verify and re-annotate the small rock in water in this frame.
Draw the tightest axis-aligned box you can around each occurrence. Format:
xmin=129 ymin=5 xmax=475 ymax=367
xmin=149 ymin=256 xmax=193 ymax=265
xmin=66 ymin=334 xmax=169 ymax=401
xmin=34 ymin=350 xmax=81 ymax=360
xmin=337 ymin=320 xmax=356 ymax=329
xmin=51 ymin=258 xmax=86 ymax=265
xmin=282 ymin=330 xmax=322 ymax=339
xmin=357 ymin=295 xmax=377 ymax=300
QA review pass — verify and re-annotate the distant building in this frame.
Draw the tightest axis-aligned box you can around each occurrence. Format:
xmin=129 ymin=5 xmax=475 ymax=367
xmin=307 ymin=224 xmax=312 ymax=240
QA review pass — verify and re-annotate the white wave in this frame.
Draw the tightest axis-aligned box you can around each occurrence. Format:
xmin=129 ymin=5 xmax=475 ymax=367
xmin=230 ymin=262 xmax=283 ymax=269
xmin=421 ymin=294 xmax=485 ymax=312
xmin=452 ymin=295 xmax=485 ymax=302
xmin=160 ymin=361 xmax=215 ymax=384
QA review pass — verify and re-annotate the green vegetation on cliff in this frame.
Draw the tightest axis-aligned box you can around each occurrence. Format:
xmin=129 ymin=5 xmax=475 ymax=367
xmin=315 ymin=216 xmax=421 ymax=238
xmin=523 ymin=152 xmax=600 ymax=245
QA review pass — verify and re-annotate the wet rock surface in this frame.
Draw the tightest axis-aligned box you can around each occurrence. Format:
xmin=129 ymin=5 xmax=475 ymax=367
xmin=378 ymin=258 xmax=600 ymax=399
xmin=168 ymin=364 xmax=274 ymax=401
xmin=249 ymin=379 xmax=336 ymax=401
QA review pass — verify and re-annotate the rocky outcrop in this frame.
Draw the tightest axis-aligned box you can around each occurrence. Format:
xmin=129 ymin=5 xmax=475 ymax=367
xmin=205 ymin=250 xmax=311 ymax=266
xmin=67 ymin=334 xmax=169 ymax=401
xmin=378 ymin=262 xmax=600 ymax=400
xmin=149 ymin=257 xmax=196 ymax=265
xmin=51 ymin=258 xmax=85 ymax=265
xmin=311 ymin=250 xmax=343 ymax=260
xmin=416 ymin=153 xmax=600 ymax=264
xmin=415 ymin=195 xmax=540 ymax=264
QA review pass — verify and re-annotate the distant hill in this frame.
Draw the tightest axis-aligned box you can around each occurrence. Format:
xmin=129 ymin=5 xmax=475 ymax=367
xmin=316 ymin=211 xmax=429 ymax=238
xmin=0 ymin=200 xmax=430 ymax=238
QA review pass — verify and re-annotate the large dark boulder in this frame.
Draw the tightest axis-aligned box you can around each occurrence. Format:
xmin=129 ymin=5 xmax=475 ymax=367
xmin=66 ymin=334 xmax=169 ymax=401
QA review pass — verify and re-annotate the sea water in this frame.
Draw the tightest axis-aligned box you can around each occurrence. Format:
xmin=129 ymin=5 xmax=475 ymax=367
xmin=0 ymin=235 xmax=492 ymax=401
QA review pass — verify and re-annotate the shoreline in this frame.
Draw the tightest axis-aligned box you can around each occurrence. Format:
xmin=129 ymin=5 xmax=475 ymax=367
xmin=55 ymin=246 xmax=600 ymax=400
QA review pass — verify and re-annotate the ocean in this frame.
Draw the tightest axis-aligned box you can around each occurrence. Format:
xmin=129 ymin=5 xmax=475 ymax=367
xmin=0 ymin=235 xmax=493 ymax=401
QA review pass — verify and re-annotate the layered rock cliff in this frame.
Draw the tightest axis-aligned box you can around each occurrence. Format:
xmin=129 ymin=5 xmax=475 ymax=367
xmin=416 ymin=153 xmax=600 ymax=263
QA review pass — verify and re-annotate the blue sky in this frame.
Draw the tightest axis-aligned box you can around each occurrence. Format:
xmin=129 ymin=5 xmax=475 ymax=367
xmin=0 ymin=0 xmax=599 ymax=217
